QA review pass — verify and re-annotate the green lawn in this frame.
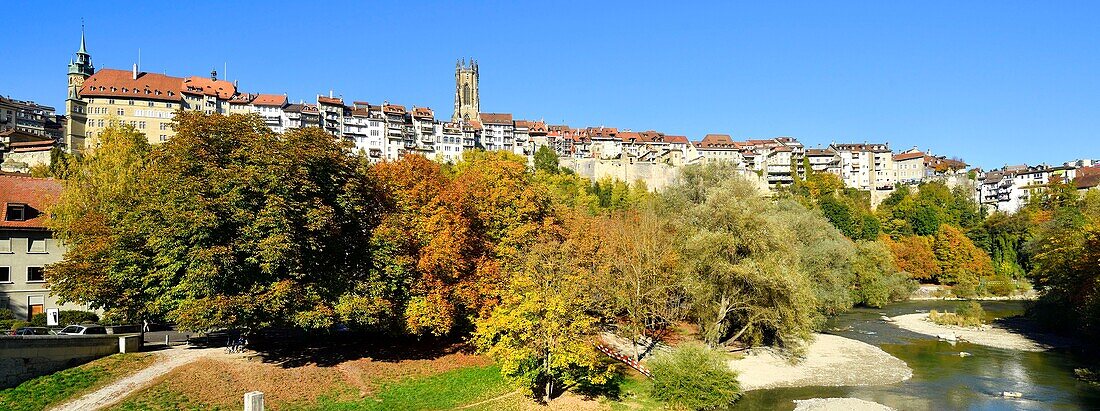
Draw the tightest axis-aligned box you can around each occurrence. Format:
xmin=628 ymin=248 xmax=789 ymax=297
xmin=0 ymin=353 xmax=155 ymax=411
xmin=111 ymin=364 xmax=515 ymax=411
xmin=606 ymin=374 xmax=662 ymax=411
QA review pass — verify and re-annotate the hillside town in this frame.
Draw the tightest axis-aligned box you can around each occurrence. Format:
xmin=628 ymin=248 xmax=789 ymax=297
xmin=4 ymin=6 xmax=1100 ymax=411
xmin=3 ymin=30 xmax=1098 ymax=214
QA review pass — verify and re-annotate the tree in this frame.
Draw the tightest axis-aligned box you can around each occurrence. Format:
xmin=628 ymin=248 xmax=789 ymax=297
xmin=372 ymin=150 xmax=554 ymax=336
xmin=49 ymin=113 xmax=383 ymax=331
xmin=676 ymin=177 xmax=815 ymax=350
xmin=47 ymin=123 xmax=152 ymax=325
xmin=1027 ymin=191 xmax=1100 ymax=336
xmin=933 ymin=224 xmax=996 ymax=296
xmin=597 ymin=205 xmax=686 ymax=360
xmin=883 ymin=235 xmax=940 ymax=281
xmin=851 ymin=241 xmax=911 ymax=307
xmin=474 ymin=219 xmax=616 ymax=402
xmin=533 ymin=145 xmax=560 ymax=174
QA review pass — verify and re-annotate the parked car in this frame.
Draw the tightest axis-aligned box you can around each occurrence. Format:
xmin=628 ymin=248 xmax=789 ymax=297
xmin=56 ymin=324 xmax=108 ymax=335
xmin=10 ymin=327 xmax=51 ymax=335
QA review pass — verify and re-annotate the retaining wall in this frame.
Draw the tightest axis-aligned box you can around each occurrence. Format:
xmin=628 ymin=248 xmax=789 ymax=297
xmin=0 ymin=334 xmax=138 ymax=388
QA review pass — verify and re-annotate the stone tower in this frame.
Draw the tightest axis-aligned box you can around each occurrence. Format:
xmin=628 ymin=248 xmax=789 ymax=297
xmin=65 ymin=24 xmax=95 ymax=152
xmin=453 ymin=59 xmax=479 ymax=121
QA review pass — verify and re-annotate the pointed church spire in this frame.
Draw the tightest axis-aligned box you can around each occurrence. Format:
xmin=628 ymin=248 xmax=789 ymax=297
xmin=78 ymin=20 xmax=88 ymax=54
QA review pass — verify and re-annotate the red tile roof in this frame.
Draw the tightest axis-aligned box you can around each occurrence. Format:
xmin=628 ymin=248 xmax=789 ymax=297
xmin=0 ymin=174 xmax=62 ymax=230
xmin=317 ymin=96 xmax=344 ymax=105
xmin=80 ymin=68 xmax=182 ymax=102
xmin=412 ymin=107 xmax=434 ymax=119
xmin=383 ymin=104 xmax=406 ymax=115
xmin=181 ymin=76 xmax=237 ymax=99
xmin=252 ymin=94 xmax=287 ymax=107
xmin=666 ymin=135 xmax=689 ymax=144
xmin=893 ymin=151 xmax=925 ymax=161
xmin=479 ymin=113 xmax=513 ymax=125
xmin=697 ymin=134 xmax=739 ymax=149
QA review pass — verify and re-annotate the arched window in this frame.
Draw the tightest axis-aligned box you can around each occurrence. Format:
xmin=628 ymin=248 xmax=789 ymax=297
xmin=463 ymin=84 xmax=470 ymax=105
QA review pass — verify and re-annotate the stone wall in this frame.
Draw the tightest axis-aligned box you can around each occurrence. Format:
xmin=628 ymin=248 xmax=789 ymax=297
xmin=561 ymin=157 xmax=771 ymax=194
xmin=0 ymin=334 xmax=133 ymax=388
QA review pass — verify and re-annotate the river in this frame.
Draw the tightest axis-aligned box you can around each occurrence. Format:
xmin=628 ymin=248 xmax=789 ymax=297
xmin=731 ymin=300 xmax=1100 ymax=410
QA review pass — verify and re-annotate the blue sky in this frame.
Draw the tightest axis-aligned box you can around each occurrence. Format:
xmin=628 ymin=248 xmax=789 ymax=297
xmin=1 ymin=1 xmax=1097 ymax=169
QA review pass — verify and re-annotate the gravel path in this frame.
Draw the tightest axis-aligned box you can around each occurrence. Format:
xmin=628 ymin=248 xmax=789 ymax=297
xmin=728 ymin=333 xmax=911 ymax=391
xmin=890 ymin=313 xmax=1047 ymax=352
xmin=51 ymin=347 xmax=219 ymax=411
xmin=793 ymin=397 xmax=896 ymax=410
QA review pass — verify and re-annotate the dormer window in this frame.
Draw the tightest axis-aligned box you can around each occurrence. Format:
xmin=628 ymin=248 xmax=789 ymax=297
xmin=5 ymin=204 xmax=26 ymax=221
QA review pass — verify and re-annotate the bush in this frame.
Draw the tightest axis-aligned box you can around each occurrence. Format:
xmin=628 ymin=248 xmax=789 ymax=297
xmin=29 ymin=310 xmax=100 ymax=327
xmin=0 ymin=308 xmax=14 ymax=321
xmin=0 ymin=319 xmax=31 ymax=330
xmin=929 ymin=301 xmax=985 ymax=328
xmin=649 ymin=343 xmax=741 ymax=410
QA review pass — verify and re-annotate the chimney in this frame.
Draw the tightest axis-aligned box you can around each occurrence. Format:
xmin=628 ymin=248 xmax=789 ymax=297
xmin=329 ymin=89 xmax=333 ymax=98
xmin=132 ymin=63 xmax=138 ymax=80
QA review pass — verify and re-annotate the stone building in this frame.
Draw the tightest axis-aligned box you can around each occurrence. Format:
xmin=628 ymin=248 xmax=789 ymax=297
xmin=453 ymin=59 xmax=479 ymax=121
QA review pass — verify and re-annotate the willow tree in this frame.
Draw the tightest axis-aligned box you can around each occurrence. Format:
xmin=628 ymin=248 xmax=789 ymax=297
xmin=672 ymin=174 xmax=816 ymax=351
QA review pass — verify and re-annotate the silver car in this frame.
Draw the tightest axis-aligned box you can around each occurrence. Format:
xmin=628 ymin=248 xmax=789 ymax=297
xmin=56 ymin=324 xmax=108 ymax=335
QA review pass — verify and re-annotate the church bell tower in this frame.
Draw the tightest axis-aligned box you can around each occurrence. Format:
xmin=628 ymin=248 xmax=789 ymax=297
xmin=453 ymin=59 xmax=479 ymax=121
xmin=65 ymin=23 xmax=95 ymax=152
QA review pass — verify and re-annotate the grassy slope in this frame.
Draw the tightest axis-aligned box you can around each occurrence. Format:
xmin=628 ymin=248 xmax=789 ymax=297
xmin=111 ymin=364 xmax=515 ymax=411
xmin=0 ymin=353 xmax=156 ymax=411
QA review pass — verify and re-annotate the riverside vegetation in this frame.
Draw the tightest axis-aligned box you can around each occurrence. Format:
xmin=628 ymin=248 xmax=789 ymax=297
xmin=31 ymin=112 xmax=1100 ymax=409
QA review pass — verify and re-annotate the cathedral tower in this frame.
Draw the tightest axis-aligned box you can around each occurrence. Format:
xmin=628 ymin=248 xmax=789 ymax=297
xmin=65 ymin=24 xmax=95 ymax=151
xmin=453 ymin=59 xmax=479 ymax=121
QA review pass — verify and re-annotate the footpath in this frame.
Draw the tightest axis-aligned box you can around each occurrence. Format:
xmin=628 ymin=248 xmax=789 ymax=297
xmin=51 ymin=346 xmax=218 ymax=411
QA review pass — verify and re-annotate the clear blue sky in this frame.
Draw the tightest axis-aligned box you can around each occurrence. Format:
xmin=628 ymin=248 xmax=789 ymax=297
xmin=2 ymin=1 xmax=1097 ymax=169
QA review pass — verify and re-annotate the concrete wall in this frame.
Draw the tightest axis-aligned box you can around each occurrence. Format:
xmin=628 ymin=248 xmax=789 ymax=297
xmin=0 ymin=334 xmax=135 ymax=388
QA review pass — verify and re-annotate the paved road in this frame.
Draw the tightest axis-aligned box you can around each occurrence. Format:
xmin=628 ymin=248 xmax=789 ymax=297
xmin=142 ymin=329 xmax=193 ymax=346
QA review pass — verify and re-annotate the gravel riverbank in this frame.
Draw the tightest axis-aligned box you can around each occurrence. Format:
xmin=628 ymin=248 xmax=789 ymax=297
xmin=890 ymin=313 xmax=1048 ymax=352
xmin=728 ymin=333 xmax=912 ymax=391
xmin=793 ymin=397 xmax=896 ymax=411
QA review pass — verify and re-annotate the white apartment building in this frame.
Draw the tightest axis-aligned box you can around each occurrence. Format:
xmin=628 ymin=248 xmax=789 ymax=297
xmin=830 ymin=143 xmax=896 ymax=191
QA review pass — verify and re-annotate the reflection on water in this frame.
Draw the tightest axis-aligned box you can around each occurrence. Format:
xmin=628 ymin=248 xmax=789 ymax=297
xmin=731 ymin=301 xmax=1100 ymax=411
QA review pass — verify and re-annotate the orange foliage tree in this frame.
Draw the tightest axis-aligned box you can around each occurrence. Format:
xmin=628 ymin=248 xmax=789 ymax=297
xmin=882 ymin=235 xmax=940 ymax=281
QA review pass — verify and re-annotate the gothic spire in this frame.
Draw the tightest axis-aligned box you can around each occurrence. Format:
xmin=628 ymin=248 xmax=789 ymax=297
xmin=78 ymin=21 xmax=88 ymax=55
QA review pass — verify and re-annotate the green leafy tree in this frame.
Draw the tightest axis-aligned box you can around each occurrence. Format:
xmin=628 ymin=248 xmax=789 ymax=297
xmin=533 ymin=145 xmax=560 ymax=174
xmin=49 ymin=113 xmax=382 ymax=331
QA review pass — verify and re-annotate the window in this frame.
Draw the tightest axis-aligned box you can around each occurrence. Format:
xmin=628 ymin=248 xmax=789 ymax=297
xmin=0 ymin=267 xmax=9 ymax=282
xmin=5 ymin=204 xmax=25 ymax=221
xmin=117 ymin=108 xmax=124 ymax=116
xmin=148 ymin=101 xmax=154 ymax=107
xmin=29 ymin=239 xmax=46 ymax=253
xmin=138 ymin=121 xmax=146 ymax=129
xmin=159 ymin=135 xmax=168 ymax=142
xmin=160 ymin=123 xmax=167 ymax=130
xmin=27 ymin=267 xmax=44 ymax=282
xmin=97 ymin=119 xmax=104 ymax=127
xmin=129 ymin=100 xmax=134 ymax=105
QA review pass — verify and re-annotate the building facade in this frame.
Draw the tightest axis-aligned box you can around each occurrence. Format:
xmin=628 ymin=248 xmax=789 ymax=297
xmin=0 ymin=174 xmax=87 ymax=320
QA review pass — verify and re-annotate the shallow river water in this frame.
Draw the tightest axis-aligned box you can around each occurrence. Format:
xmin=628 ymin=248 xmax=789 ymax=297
xmin=730 ymin=300 xmax=1100 ymax=410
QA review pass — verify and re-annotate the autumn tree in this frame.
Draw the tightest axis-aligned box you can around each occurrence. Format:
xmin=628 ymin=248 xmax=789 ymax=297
xmin=596 ymin=205 xmax=686 ymax=360
xmin=372 ymin=150 xmax=554 ymax=336
xmin=882 ymin=235 xmax=940 ymax=281
xmin=1027 ymin=191 xmax=1100 ymax=336
xmin=933 ymin=224 xmax=996 ymax=296
xmin=474 ymin=216 xmax=616 ymax=402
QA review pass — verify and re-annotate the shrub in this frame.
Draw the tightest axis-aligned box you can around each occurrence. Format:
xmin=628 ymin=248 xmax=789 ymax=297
xmin=29 ymin=310 xmax=100 ymax=327
xmin=648 ymin=343 xmax=740 ymax=410
xmin=0 ymin=308 xmax=14 ymax=321
xmin=0 ymin=319 xmax=31 ymax=330
xmin=929 ymin=301 xmax=985 ymax=328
